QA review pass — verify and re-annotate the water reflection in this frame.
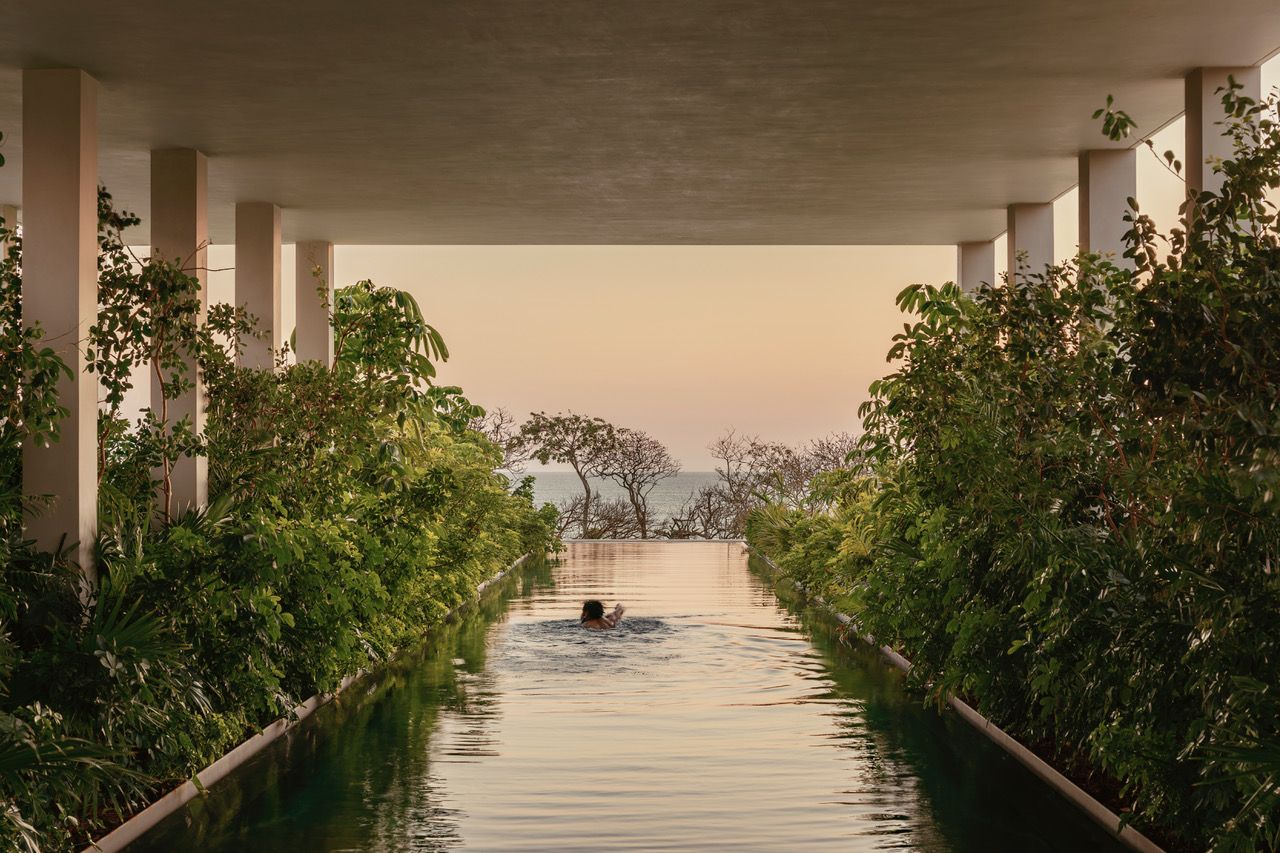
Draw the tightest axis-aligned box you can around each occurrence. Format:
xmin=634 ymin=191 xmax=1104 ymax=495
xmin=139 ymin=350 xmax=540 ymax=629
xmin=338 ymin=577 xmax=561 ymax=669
xmin=136 ymin=543 xmax=1122 ymax=852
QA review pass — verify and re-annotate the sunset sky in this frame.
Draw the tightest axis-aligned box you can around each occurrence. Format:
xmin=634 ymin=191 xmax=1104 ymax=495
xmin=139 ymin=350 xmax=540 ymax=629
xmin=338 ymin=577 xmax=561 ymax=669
xmin=198 ymin=110 xmax=1218 ymax=471
xmin=338 ymin=244 xmax=955 ymax=470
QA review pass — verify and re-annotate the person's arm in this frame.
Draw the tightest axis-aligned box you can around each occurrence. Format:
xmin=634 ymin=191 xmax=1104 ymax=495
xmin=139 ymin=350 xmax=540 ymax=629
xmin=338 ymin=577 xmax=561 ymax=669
xmin=604 ymin=603 xmax=625 ymax=626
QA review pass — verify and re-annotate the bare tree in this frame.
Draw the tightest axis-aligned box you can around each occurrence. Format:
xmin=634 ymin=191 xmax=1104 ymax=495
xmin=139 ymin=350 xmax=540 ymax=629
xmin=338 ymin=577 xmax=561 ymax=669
xmin=708 ymin=429 xmax=758 ymax=498
xmin=664 ymin=483 xmax=738 ymax=540
xmin=659 ymin=432 xmax=761 ymax=540
xmin=756 ymin=432 xmax=865 ymax=510
xmin=553 ymin=494 xmax=586 ymax=538
xmin=707 ymin=429 xmax=771 ymax=536
xmin=743 ymin=439 xmax=802 ymax=508
xmin=805 ymin=432 xmax=863 ymax=476
xmin=556 ymin=493 xmax=643 ymax=539
xmin=471 ymin=406 xmax=530 ymax=473
xmin=600 ymin=427 xmax=680 ymax=538
xmin=590 ymin=496 xmax=644 ymax=539
xmin=676 ymin=429 xmax=866 ymax=537
xmin=796 ymin=432 xmax=866 ymax=511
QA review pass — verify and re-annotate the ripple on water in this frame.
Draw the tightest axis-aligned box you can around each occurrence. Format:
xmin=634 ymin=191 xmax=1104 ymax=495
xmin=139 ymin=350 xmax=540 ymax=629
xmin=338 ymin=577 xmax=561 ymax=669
xmin=495 ymin=617 xmax=679 ymax=676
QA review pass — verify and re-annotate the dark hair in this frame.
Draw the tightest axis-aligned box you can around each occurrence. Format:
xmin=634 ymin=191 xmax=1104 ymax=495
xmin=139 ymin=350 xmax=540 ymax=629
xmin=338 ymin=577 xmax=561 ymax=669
xmin=581 ymin=600 xmax=605 ymax=621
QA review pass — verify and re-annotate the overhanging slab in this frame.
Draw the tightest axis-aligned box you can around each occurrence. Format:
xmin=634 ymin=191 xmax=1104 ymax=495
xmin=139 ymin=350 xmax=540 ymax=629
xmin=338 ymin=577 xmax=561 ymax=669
xmin=0 ymin=1 xmax=1277 ymax=244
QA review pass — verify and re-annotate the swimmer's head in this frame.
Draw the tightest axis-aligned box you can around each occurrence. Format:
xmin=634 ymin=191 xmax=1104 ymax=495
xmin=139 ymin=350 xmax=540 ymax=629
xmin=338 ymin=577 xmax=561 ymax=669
xmin=581 ymin=600 xmax=605 ymax=622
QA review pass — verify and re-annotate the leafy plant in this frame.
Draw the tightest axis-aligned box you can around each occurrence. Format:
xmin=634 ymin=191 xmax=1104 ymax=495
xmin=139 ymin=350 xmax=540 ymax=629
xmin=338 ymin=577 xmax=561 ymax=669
xmin=0 ymin=209 xmax=71 ymax=544
xmin=0 ymin=183 xmax=557 ymax=850
xmin=750 ymin=82 xmax=1280 ymax=851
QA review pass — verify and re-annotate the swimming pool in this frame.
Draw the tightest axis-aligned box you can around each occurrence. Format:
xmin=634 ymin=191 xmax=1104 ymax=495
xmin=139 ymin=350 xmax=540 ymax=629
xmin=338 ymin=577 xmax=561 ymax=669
xmin=131 ymin=541 xmax=1124 ymax=851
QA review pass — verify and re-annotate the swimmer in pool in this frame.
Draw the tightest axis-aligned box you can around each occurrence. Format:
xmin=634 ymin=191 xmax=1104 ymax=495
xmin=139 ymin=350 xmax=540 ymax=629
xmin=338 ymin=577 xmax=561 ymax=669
xmin=581 ymin=599 xmax=625 ymax=630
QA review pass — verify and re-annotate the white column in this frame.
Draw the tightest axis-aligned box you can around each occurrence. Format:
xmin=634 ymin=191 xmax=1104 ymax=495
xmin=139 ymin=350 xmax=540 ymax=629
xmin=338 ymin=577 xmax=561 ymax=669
xmin=21 ymin=69 xmax=98 ymax=575
xmin=957 ymin=240 xmax=996 ymax=292
xmin=1078 ymin=149 xmax=1137 ymax=268
xmin=151 ymin=149 xmax=209 ymax=513
xmin=1186 ymin=67 xmax=1263 ymax=196
xmin=294 ymin=240 xmax=334 ymax=364
xmin=1006 ymin=203 xmax=1054 ymax=284
xmin=234 ymin=202 xmax=282 ymax=369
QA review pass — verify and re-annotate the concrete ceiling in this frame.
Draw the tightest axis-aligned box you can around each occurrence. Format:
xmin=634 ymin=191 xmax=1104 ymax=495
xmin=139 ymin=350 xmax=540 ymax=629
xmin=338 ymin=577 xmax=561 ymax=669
xmin=0 ymin=1 xmax=1278 ymax=245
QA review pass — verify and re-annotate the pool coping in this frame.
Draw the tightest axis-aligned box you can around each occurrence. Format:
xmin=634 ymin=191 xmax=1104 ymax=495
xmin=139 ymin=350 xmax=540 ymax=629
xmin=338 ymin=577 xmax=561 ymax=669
xmin=751 ymin=549 xmax=1165 ymax=853
xmin=81 ymin=552 xmax=533 ymax=853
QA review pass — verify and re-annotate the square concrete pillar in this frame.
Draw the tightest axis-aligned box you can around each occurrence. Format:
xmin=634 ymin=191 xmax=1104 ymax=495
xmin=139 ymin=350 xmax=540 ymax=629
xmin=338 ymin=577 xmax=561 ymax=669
xmin=234 ymin=202 xmax=282 ymax=369
xmin=1186 ymin=67 xmax=1263 ymax=196
xmin=957 ymin=240 xmax=996 ymax=292
xmin=151 ymin=149 xmax=209 ymax=514
xmin=1078 ymin=149 xmax=1137 ymax=268
xmin=294 ymin=240 xmax=334 ymax=364
xmin=21 ymin=69 xmax=98 ymax=574
xmin=1006 ymin=203 xmax=1054 ymax=285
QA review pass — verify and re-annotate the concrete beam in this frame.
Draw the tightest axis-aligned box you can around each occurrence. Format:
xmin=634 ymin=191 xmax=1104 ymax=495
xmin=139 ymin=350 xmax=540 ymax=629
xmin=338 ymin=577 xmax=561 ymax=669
xmin=151 ymin=149 xmax=209 ymax=514
xmin=21 ymin=69 xmax=98 ymax=575
xmin=1078 ymin=149 xmax=1137 ymax=268
xmin=1186 ymin=67 xmax=1263 ymax=197
xmin=234 ymin=202 xmax=282 ymax=369
xmin=1006 ymin=203 xmax=1054 ymax=285
xmin=957 ymin=240 xmax=996 ymax=292
xmin=294 ymin=240 xmax=334 ymax=364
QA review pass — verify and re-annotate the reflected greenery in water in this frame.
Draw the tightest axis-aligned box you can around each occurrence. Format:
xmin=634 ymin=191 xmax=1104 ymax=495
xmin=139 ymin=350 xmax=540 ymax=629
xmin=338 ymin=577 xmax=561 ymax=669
xmin=135 ymin=558 xmax=556 ymax=852
xmin=138 ymin=547 xmax=1120 ymax=852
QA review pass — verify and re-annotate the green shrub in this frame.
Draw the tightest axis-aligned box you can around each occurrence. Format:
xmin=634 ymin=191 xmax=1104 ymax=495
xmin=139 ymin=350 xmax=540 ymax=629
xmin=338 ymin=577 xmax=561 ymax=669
xmin=750 ymin=82 xmax=1280 ymax=850
xmin=0 ymin=193 xmax=557 ymax=851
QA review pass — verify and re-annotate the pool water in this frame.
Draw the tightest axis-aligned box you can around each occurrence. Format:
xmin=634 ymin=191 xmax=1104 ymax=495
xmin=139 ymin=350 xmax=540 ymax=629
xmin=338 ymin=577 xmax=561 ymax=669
xmin=133 ymin=541 xmax=1124 ymax=851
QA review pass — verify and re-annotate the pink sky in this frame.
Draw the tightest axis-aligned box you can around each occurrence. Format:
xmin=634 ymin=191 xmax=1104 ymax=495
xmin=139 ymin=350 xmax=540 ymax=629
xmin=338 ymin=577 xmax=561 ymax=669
xmin=335 ymin=244 xmax=955 ymax=470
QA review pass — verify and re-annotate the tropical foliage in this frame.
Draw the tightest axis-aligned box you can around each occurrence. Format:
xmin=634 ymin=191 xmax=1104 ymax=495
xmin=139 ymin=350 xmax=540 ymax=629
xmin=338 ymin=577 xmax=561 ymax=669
xmin=0 ymin=193 xmax=556 ymax=851
xmin=748 ymin=82 xmax=1280 ymax=851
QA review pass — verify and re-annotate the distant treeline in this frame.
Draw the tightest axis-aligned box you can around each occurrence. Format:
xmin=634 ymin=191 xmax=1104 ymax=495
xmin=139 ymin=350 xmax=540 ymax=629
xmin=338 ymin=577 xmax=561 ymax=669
xmin=474 ymin=410 xmax=858 ymax=540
